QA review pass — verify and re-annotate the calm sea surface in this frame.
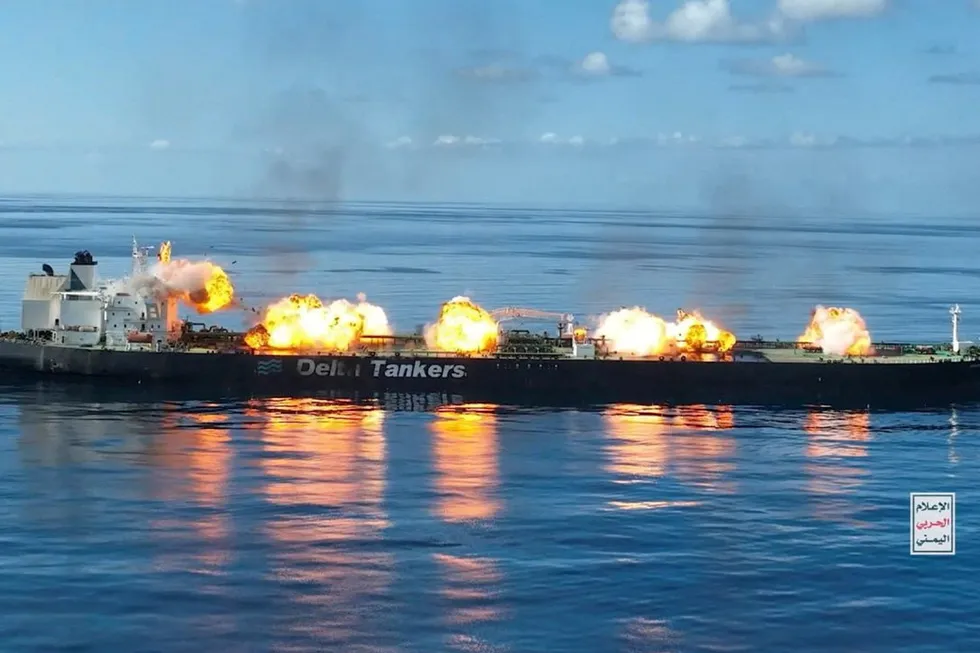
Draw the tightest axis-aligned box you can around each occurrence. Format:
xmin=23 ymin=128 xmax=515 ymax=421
xmin=0 ymin=196 xmax=977 ymax=652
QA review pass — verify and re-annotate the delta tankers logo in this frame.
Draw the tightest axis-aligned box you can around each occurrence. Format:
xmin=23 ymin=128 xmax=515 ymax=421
xmin=296 ymin=358 xmax=466 ymax=379
xmin=256 ymin=359 xmax=283 ymax=375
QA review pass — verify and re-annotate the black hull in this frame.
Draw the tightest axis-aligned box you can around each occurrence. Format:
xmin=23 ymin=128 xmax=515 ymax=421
xmin=2 ymin=341 xmax=980 ymax=409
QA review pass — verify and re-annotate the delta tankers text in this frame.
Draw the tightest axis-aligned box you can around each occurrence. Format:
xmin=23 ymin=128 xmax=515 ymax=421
xmin=1 ymin=238 xmax=979 ymax=407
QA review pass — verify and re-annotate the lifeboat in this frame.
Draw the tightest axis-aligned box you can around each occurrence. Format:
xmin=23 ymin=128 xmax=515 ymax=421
xmin=126 ymin=331 xmax=153 ymax=343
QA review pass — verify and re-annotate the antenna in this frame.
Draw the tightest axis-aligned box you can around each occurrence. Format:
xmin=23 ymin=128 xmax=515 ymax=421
xmin=950 ymin=304 xmax=961 ymax=354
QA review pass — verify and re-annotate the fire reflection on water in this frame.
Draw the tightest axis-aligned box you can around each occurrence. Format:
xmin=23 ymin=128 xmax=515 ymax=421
xmin=250 ymin=397 xmax=391 ymax=642
xmin=428 ymin=404 xmax=505 ymax=649
xmin=131 ymin=403 xmax=234 ymax=576
xmin=177 ymin=407 xmax=232 ymax=572
xmin=803 ymin=409 xmax=871 ymax=525
xmin=429 ymin=403 xmax=500 ymax=523
xmin=603 ymin=404 xmax=737 ymax=506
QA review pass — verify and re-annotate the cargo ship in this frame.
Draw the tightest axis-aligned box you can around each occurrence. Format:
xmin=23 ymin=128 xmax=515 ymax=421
xmin=1 ymin=240 xmax=979 ymax=408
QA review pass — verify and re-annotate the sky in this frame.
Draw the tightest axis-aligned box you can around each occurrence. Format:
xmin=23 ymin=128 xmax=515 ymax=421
xmin=0 ymin=0 xmax=979 ymax=213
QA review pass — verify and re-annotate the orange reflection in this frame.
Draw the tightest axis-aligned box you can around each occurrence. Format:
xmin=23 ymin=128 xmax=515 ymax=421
xmin=804 ymin=410 xmax=870 ymax=458
xmin=671 ymin=405 xmax=737 ymax=494
xmin=184 ymin=408 xmax=232 ymax=508
xmin=254 ymin=397 xmax=391 ymax=642
xmin=604 ymin=404 xmax=670 ymax=480
xmin=619 ymin=617 xmax=678 ymax=652
xmin=803 ymin=409 xmax=871 ymax=525
xmin=434 ymin=553 xmax=504 ymax=633
xmin=603 ymin=404 xmax=736 ymax=504
xmin=429 ymin=403 xmax=500 ymax=523
xmin=143 ymin=404 xmax=234 ymax=575
xmin=183 ymin=407 xmax=232 ymax=571
xmin=258 ymin=397 xmax=388 ymax=534
xmin=143 ymin=405 xmax=187 ymax=502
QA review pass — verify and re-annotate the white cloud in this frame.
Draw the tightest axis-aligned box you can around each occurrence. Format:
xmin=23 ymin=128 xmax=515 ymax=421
xmin=658 ymin=131 xmax=700 ymax=144
xmin=569 ymin=52 xmax=641 ymax=78
xmin=788 ymin=131 xmax=841 ymax=147
xmin=457 ymin=63 xmax=535 ymax=83
xmin=465 ymin=135 xmax=501 ymax=146
xmin=777 ymin=0 xmax=887 ymax=21
xmin=720 ymin=136 xmax=749 ymax=148
xmin=579 ymin=52 xmax=612 ymax=76
xmin=790 ymin=131 xmax=817 ymax=147
xmin=149 ymin=139 xmax=170 ymax=150
xmin=385 ymin=136 xmax=413 ymax=149
xmin=611 ymin=0 xmax=788 ymax=44
xmin=379 ymin=131 xmax=980 ymax=152
xmin=539 ymin=133 xmax=586 ymax=146
xmin=771 ymin=53 xmax=826 ymax=76
xmin=725 ymin=53 xmax=835 ymax=77
xmin=432 ymin=134 xmax=501 ymax=147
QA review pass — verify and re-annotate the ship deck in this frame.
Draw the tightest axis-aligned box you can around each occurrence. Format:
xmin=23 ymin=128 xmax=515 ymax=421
xmin=756 ymin=348 xmax=970 ymax=364
xmin=175 ymin=346 xmax=973 ymax=364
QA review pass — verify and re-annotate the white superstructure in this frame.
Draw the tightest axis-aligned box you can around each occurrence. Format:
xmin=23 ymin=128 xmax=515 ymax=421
xmin=18 ymin=239 xmax=183 ymax=350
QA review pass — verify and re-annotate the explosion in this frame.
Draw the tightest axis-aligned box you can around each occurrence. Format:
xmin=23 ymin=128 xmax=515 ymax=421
xmin=594 ymin=307 xmax=736 ymax=356
xmin=798 ymin=305 xmax=872 ymax=356
xmin=244 ymin=292 xmax=392 ymax=351
xmin=672 ymin=309 xmax=737 ymax=353
xmin=133 ymin=240 xmax=234 ymax=314
xmin=595 ymin=307 xmax=669 ymax=356
xmin=425 ymin=296 xmax=499 ymax=353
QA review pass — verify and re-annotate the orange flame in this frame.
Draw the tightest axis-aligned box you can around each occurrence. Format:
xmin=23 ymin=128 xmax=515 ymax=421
xmin=798 ymin=305 xmax=872 ymax=356
xmin=244 ymin=292 xmax=392 ymax=351
xmin=151 ymin=241 xmax=234 ymax=314
xmin=594 ymin=306 xmax=736 ymax=356
xmin=595 ymin=307 xmax=669 ymax=356
xmin=425 ymin=296 xmax=499 ymax=353
xmin=672 ymin=309 xmax=737 ymax=353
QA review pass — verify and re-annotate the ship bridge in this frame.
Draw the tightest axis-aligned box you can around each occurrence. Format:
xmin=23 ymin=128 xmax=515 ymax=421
xmin=17 ymin=239 xmax=182 ymax=349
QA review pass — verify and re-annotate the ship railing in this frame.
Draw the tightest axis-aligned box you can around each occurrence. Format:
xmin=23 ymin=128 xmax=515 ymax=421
xmin=734 ymin=340 xmax=956 ymax=352
xmin=245 ymin=347 xmax=495 ymax=358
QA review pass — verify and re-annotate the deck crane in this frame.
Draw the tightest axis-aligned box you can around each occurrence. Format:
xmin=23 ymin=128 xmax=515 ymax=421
xmin=490 ymin=307 xmax=576 ymax=337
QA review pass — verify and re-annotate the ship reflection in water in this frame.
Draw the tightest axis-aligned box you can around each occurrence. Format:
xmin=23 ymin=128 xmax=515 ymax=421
xmin=8 ymin=382 xmax=972 ymax=651
xmin=603 ymin=403 xmax=737 ymax=510
xmin=428 ymin=403 xmax=506 ymax=649
xmin=429 ymin=403 xmax=500 ymax=523
xmin=246 ymin=397 xmax=392 ymax=646
xmin=803 ymin=409 xmax=872 ymax=526
xmin=150 ymin=405 xmax=233 ymax=575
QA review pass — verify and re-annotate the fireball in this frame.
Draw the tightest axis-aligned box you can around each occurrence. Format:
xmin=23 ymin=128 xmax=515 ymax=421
xmin=672 ymin=309 xmax=737 ymax=353
xmin=147 ymin=241 xmax=234 ymax=314
xmin=245 ymin=292 xmax=392 ymax=351
xmin=595 ymin=307 xmax=670 ymax=356
xmin=798 ymin=305 xmax=872 ymax=356
xmin=594 ymin=306 xmax=736 ymax=356
xmin=425 ymin=296 xmax=499 ymax=353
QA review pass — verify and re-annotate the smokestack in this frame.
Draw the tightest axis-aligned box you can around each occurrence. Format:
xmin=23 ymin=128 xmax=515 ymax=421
xmin=69 ymin=250 xmax=98 ymax=291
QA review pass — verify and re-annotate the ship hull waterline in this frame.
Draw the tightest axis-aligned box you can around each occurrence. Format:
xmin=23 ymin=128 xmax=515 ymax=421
xmin=2 ymin=341 xmax=980 ymax=409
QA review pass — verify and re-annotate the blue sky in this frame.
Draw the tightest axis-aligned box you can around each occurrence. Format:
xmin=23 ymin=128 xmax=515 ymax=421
xmin=0 ymin=0 xmax=979 ymax=212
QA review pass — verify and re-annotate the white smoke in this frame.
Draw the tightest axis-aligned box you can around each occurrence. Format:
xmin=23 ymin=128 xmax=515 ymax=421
xmin=817 ymin=320 xmax=856 ymax=356
xmin=106 ymin=259 xmax=219 ymax=301
xmin=806 ymin=305 xmax=871 ymax=356
xmin=149 ymin=259 xmax=219 ymax=296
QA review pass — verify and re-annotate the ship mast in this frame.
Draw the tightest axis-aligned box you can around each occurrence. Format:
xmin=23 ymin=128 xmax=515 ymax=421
xmin=950 ymin=304 xmax=961 ymax=354
xmin=131 ymin=236 xmax=143 ymax=276
xmin=130 ymin=236 xmax=156 ymax=277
